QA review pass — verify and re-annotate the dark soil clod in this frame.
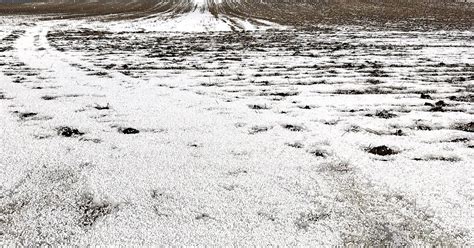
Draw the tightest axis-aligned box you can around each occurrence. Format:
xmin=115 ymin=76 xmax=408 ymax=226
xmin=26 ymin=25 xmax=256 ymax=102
xmin=281 ymin=124 xmax=306 ymax=132
xmin=286 ymin=142 xmax=304 ymax=149
xmin=248 ymin=104 xmax=269 ymax=110
xmin=453 ymin=122 xmax=474 ymax=133
xmin=19 ymin=112 xmax=38 ymax=119
xmin=57 ymin=126 xmax=84 ymax=137
xmin=429 ymin=106 xmax=445 ymax=112
xmin=119 ymin=127 xmax=140 ymax=134
xmin=393 ymin=129 xmax=405 ymax=136
xmin=424 ymin=102 xmax=434 ymax=107
xmin=375 ymin=110 xmax=397 ymax=119
xmin=268 ymin=91 xmax=299 ymax=97
xmin=41 ymin=95 xmax=58 ymax=101
xmin=298 ymin=105 xmax=313 ymax=110
xmin=94 ymin=103 xmax=110 ymax=110
xmin=309 ymin=150 xmax=327 ymax=157
xmin=448 ymin=95 xmax=474 ymax=103
xmin=367 ymin=145 xmax=398 ymax=156
xmin=366 ymin=79 xmax=384 ymax=85
xmin=195 ymin=213 xmax=211 ymax=220
xmin=12 ymin=77 xmax=25 ymax=84
xmin=435 ymin=100 xmax=447 ymax=107
xmin=449 ymin=138 xmax=469 ymax=143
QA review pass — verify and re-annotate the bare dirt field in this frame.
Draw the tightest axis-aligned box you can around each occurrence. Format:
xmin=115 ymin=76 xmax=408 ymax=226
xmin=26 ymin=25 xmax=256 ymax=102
xmin=220 ymin=0 xmax=474 ymax=30
xmin=1 ymin=0 xmax=473 ymax=246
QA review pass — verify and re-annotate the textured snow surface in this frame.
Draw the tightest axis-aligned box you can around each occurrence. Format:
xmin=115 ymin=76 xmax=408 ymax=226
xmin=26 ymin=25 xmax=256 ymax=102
xmin=0 ymin=11 xmax=473 ymax=246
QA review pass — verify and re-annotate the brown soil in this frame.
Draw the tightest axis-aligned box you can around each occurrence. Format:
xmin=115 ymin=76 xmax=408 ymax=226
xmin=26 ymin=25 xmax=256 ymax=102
xmin=0 ymin=0 xmax=472 ymax=29
xmin=218 ymin=0 xmax=474 ymax=30
xmin=0 ymin=1 xmax=190 ymax=20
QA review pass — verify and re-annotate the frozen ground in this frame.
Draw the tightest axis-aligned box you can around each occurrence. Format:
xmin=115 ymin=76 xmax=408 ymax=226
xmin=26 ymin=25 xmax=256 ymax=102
xmin=0 ymin=1 xmax=473 ymax=246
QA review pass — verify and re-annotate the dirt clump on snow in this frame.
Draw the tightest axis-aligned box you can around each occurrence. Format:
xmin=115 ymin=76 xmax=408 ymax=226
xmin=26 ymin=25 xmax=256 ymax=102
xmin=118 ymin=127 xmax=140 ymax=134
xmin=453 ymin=122 xmax=474 ymax=133
xmin=367 ymin=146 xmax=398 ymax=156
xmin=57 ymin=126 xmax=84 ymax=137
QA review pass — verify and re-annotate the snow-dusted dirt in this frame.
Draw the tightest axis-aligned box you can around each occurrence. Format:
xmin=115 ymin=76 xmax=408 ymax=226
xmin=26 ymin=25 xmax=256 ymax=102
xmin=0 ymin=1 xmax=473 ymax=246
xmin=103 ymin=0 xmax=282 ymax=32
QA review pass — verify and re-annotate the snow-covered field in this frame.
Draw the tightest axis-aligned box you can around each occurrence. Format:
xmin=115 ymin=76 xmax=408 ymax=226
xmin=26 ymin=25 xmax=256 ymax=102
xmin=1 ymin=0 xmax=473 ymax=246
